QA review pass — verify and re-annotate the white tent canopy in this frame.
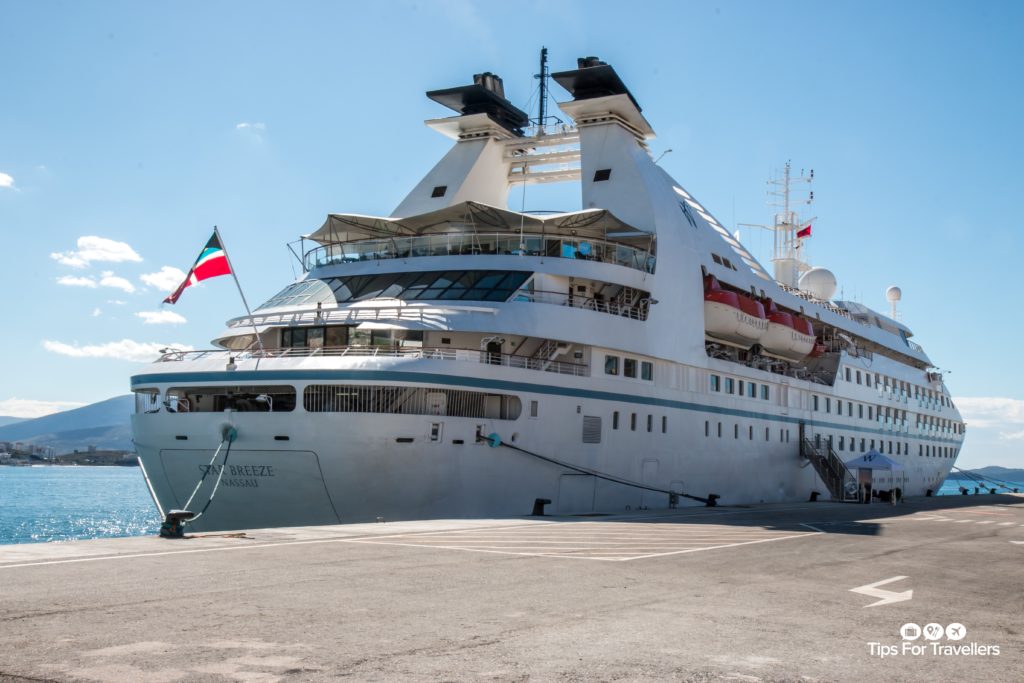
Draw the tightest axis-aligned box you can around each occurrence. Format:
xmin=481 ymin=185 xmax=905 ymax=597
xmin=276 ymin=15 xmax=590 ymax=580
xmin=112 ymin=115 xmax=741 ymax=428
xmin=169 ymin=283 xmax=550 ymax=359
xmin=844 ymin=450 xmax=905 ymax=471
xmin=307 ymin=200 xmax=654 ymax=247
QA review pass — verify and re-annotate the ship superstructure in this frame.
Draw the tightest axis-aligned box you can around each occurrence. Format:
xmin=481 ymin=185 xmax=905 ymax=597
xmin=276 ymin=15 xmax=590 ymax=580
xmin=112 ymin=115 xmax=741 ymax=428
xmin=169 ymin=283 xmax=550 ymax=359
xmin=131 ymin=55 xmax=964 ymax=531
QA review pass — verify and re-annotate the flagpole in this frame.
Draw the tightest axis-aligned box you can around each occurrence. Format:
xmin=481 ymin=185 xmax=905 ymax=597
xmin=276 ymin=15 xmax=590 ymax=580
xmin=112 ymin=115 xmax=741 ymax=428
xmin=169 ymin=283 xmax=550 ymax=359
xmin=214 ymin=226 xmax=265 ymax=367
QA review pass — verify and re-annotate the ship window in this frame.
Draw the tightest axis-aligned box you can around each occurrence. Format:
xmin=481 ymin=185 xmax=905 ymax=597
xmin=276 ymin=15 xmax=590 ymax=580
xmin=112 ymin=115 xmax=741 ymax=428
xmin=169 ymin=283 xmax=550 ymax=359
xmin=734 ymin=424 xmax=739 ymax=439
xmin=710 ymin=375 xmax=721 ymax=392
xmin=431 ymin=185 xmax=447 ymax=198
xmin=718 ymin=422 xmax=722 ymax=438
xmin=725 ymin=378 xmax=735 ymax=394
xmin=865 ymin=375 xmax=871 ymax=387
xmin=624 ymin=358 xmax=638 ymax=378
xmin=839 ymin=436 xmax=845 ymax=450
xmin=813 ymin=395 xmax=819 ymax=411
xmin=837 ymin=400 xmax=843 ymax=414
xmin=662 ymin=416 xmax=667 ymax=434
xmin=711 ymin=254 xmax=723 ymax=265
xmin=303 ymin=385 xmax=521 ymax=419
xmin=765 ymin=427 xmax=770 ymax=441
xmin=845 ymin=367 xmax=851 ymax=382
xmin=848 ymin=403 xmax=853 ymax=417
xmin=738 ymin=380 xmax=745 ymax=396
xmin=780 ymin=428 xmax=784 ymax=443
xmin=613 ymin=411 xmax=620 ymax=429
xmin=825 ymin=398 xmax=831 ymax=413
xmin=593 ymin=168 xmax=612 ymax=182
xmin=641 ymin=361 xmax=654 ymax=381
xmin=761 ymin=385 xmax=770 ymax=400
xmin=605 ymin=355 xmax=620 ymax=375
xmin=747 ymin=382 xmax=756 ymax=398
xmin=631 ymin=413 xmax=637 ymax=431
xmin=134 ymin=388 xmax=160 ymax=414
xmin=868 ymin=406 xmax=874 ymax=420
xmin=530 ymin=400 xmax=539 ymax=418
xmin=647 ymin=415 xmax=653 ymax=432
xmin=749 ymin=425 xmax=753 ymax=440
xmin=860 ymin=438 xmax=865 ymax=451
xmin=859 ymin=404 xmax=864 ymax=419
xmin=705 ymin=420 xmax=710 ymax=437
xmin=856 ymin=370 xmax=862 ymax=384
xmin=166 ymin=385 xmax=297 ymax=413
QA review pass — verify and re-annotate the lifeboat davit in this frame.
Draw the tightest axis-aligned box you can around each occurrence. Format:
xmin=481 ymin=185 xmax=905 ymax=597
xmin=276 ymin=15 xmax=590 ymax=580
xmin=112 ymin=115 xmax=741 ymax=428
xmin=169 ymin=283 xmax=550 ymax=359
xmin=703 ymin=275 xmax=768 ymax=347
xmin=760 ymin=299 xmax=816 ymax=360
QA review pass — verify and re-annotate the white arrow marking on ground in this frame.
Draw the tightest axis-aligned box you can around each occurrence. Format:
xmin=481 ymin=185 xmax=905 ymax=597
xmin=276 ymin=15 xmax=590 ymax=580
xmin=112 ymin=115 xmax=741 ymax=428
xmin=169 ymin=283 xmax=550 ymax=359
xmin=1011 ymin=541 xmax=1024 ymax=545
xmin=850 ymin=576 xmax=913 ymax=607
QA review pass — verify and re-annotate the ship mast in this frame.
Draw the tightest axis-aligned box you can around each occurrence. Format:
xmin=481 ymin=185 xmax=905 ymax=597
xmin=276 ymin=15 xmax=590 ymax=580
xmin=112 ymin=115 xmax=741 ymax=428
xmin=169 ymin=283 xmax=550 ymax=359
xmin=768 ymin=161 xmax=816 ymax=287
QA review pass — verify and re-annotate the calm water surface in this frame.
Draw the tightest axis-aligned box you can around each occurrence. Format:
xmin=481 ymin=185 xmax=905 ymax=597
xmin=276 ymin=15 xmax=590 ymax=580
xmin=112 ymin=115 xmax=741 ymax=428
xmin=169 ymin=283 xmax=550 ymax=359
xmin=0 ymin=467 xmax=1018 ymax=546
xmin=0 ymin=466 xmax=159 ymax=545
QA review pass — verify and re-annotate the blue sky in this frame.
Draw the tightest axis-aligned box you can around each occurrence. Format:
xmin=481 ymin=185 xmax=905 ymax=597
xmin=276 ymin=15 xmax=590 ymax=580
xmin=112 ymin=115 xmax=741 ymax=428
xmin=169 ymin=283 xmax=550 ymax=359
xmin=1 ymin=1 xmax=1021 ymax=467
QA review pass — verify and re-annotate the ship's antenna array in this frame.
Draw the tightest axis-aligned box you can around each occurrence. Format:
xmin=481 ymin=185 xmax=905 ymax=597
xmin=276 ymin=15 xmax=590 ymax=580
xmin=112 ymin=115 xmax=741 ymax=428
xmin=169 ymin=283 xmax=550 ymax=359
xmin=531 ymin=46 xmax=562 ymax=134
xmin=767 ymin=161 xmax=816 ymax=287
xmin=737 ymin=161 xmax=816 ymax=287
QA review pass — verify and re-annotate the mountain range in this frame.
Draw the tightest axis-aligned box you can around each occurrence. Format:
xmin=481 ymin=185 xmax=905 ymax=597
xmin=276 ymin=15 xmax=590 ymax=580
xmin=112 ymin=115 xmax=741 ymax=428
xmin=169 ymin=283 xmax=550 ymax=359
xmin=0 ymin=395 xmax=133 ymax=454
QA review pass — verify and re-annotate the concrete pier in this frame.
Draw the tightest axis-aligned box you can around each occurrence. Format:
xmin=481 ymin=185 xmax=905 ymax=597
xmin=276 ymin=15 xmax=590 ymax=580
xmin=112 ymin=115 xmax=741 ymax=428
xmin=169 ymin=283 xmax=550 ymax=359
xmin=1 ymin=495 xmax=1022 ymax=682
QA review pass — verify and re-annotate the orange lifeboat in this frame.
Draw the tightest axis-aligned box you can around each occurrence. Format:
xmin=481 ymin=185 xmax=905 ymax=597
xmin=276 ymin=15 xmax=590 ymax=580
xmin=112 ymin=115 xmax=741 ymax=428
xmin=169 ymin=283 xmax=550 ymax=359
xmin=760 ymin=299 xmax=816 ymax=360
xmin=703 ymin=275 xmax=768 ymax=347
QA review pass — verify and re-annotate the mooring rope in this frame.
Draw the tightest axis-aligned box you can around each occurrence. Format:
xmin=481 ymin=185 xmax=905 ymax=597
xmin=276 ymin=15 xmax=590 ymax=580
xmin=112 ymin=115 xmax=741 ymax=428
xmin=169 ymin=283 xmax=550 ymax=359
xmin=477 ymin=433 xmax=711 ymax=505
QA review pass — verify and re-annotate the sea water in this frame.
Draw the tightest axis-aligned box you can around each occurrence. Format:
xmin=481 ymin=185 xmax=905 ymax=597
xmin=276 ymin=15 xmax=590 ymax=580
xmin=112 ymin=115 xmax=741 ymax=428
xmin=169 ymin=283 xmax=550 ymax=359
xmin=0 ymin=466 xmax=159 ymax=545
xmin=939 ymin=477 xmax=1023 ymax=496
xmin=0 ymin=467 xmax=1018 ymax=545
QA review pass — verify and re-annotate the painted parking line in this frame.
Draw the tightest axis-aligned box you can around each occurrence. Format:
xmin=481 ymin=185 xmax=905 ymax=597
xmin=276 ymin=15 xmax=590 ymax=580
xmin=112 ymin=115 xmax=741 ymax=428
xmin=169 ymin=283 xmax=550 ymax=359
xmin=344 ymin=521 xmax=823 ymax=562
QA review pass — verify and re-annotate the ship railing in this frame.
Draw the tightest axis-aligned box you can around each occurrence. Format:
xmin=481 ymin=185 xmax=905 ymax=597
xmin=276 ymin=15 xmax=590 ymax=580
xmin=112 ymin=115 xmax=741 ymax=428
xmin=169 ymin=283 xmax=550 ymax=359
xmin=154 ymin=346 xmax=589 ymax=377
xmin=776 ymin=283 xmax=864 ymax=325
xmin=511 ymin=288 xmax=650 ymax=321
xmin=303 ymin=232 xmax=656 ymax=274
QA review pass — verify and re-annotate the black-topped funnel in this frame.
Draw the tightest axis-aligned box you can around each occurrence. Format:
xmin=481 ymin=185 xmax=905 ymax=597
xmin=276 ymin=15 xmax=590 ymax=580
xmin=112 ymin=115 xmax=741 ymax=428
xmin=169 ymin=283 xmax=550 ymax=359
xmin=552 ymin=56 xmax=641 ymax=111
xmin=427 ymin=72 xmax=529 ymax=137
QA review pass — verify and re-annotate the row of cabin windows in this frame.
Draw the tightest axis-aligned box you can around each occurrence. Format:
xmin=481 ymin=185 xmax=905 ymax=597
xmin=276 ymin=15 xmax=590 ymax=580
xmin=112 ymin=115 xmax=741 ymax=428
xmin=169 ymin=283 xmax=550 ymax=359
xmin=811 ymin=394 xmax=963 ymax=435
xmin=605 ymin=355 xmax=654 ymax=381
xmin=705 ymin=421 xmax=791 ymax=443
xmin=282 ymin=326 xmax=424 ymax=349
xmin=842 ymin=366 xmax=954 ymax=410
xmin=818 ymin=433 xmax=957 ymax=459
xmin=611 ymin=411 xmax=668 ymax=433
xmin=709 ymin=375 xmax=771 ymax=401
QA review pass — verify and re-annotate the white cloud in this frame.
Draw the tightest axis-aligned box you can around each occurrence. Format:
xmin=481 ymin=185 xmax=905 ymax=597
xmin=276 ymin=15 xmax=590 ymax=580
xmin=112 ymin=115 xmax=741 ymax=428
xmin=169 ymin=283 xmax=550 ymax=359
xmin=107 ymin=299 xmax=127 ymax=305
xmin=999 ymin=429 xmax=1024 ymax=441
xmin=91 ymin=308 xmax=102 ymax=317
xmin=0 ymin=397 xmax=85 ymax=419
xmin=0 ymin=172 xmax=14 ymax=189
xmin=236 ymin=122 xmax=266 ymax=131
xmin=99 ymin=271 xmax=136 ymax=293
xmin=139 ymin=266 xmax=186 ymax=292
xmin=954 ymin=397 xmax=1024 ymax=431
xmin=57 ymin=275 xmax=98 ymax=288
xmin=136 ymin=310 xmax=187 ymax=325
xmin=50 ymin=236 xmax=142 ymax=268
xmin=42 ymin=339 xmax=194 ymax=363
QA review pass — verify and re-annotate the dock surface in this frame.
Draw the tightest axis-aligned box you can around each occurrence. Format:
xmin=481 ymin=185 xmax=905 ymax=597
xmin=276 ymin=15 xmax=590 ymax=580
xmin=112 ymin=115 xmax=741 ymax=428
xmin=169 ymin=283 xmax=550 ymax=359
xmin=2 ymin=495 xmax=1022 ymax=682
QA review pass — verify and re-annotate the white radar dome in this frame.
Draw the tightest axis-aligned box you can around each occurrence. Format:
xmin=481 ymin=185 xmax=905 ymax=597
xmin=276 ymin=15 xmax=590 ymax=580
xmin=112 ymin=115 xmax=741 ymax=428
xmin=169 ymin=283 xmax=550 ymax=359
xmin=886 ymin=286 xmax=902 ymax=302
xmin=798 ymin=267 xmax=838 ymax=301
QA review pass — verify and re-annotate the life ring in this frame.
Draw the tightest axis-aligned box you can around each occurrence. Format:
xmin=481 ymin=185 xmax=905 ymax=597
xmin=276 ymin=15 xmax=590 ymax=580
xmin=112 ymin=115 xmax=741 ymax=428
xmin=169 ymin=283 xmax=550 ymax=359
xmin=845 ymin=480 xmax=859 ymax=496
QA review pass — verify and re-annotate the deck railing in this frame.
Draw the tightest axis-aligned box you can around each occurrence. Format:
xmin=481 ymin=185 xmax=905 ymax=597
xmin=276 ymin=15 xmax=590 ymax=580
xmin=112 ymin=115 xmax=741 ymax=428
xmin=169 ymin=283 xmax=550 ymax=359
xmin=304 ymin=232 xmax=656 ymax=274
xmin=155 ymin=346 xmax=590 ymax=377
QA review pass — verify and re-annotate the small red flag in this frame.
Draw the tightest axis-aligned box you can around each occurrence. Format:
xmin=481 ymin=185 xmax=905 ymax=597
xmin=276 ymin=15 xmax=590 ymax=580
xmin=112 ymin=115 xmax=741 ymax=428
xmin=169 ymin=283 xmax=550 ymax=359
xmin=796 ymin=224 xmax=812 ymax=239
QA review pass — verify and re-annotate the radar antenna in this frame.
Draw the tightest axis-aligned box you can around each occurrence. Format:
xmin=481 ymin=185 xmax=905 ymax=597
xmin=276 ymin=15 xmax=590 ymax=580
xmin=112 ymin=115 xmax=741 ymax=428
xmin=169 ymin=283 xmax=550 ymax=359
xmin=532 ymin=47 xmax=562 ymax=134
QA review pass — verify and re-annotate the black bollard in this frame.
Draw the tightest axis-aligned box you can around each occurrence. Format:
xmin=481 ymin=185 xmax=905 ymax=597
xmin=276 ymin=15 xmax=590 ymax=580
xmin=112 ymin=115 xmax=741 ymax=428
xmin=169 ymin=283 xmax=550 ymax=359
xmin=809 ymin=491 xmax=821 ymax=502
xmin=531 ymin=498 xmax=551 ymax=516
xmin=925 ymin=489 xmax=933 ymax=497
xmin=706 ymin=494 xmax=720 ymax=507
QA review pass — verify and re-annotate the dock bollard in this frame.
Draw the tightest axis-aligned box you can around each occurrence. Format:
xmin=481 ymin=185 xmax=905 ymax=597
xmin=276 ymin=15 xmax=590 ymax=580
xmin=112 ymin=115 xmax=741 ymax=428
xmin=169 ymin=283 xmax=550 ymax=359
xmin=706 ymin=494 xmax=720 ymax=507
xmin=531 ymin=498 xmax=551 ymax=516
xmin=808 ymin=491 xmax=821 ymax=502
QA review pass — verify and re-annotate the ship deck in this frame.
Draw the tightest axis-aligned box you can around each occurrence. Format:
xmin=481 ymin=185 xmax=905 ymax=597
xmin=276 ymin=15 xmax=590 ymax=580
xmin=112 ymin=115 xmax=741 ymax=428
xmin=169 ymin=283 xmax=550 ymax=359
xmin=1 ymin=494 xmax=1022 ymax=682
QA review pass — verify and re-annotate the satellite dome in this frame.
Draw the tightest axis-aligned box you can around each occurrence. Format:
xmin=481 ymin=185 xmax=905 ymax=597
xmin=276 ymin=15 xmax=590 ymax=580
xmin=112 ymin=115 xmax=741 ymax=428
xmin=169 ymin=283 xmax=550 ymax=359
xmin=886 ymin=286 xmax=902 ymax=302
xmin=798 ymin=267 xmax=837 ymax=301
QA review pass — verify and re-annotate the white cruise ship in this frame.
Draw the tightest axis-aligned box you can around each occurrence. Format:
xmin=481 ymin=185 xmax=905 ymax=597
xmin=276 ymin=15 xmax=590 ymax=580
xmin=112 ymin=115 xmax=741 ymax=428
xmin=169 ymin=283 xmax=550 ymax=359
xmin=130 ymin=55 xmax=965 ymax=532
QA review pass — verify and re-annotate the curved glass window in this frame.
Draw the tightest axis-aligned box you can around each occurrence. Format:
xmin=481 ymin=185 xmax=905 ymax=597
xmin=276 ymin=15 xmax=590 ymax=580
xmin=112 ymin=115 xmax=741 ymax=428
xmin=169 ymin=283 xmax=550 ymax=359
xmin=258 ymin=270 xmax=531 ymax=310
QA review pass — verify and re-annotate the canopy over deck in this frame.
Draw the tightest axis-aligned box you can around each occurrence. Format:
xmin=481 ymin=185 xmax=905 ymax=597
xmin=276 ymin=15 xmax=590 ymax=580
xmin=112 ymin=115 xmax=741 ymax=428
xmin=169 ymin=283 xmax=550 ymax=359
xmin=307 ymin=201 xmax=654 ymax=247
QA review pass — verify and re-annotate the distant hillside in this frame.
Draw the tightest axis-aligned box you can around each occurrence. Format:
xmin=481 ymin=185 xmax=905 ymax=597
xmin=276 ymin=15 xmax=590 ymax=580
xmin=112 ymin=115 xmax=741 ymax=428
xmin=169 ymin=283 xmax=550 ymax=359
xmin=0 ymin=395 xmax=133 ymax=453
xmin=965 ymin=467 xmax=1024 ymax=482
xmin=0 ymin=416 xmax=25 ymax=428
